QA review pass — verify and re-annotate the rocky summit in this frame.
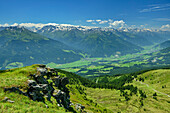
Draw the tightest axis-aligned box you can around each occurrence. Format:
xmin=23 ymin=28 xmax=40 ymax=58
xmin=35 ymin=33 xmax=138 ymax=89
xmin=4 ymin=65 xmax=72 ymax=109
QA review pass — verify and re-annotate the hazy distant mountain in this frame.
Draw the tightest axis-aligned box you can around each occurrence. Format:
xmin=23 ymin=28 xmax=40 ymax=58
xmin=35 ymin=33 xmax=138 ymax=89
xmin=129 ymin=30 xmax=170 ymax=44
xmin=4 ymin=24 xmax=170 ymax=46
xmin=112 ymin=30 xmax=153 ymax=46
xmin=35 ymin=24 xmax=170 ymax=45
xmin=37 ymin=25 xmax=143 ymax=57
xmin=155 ymin=40 xmax=170 ymax=49
xmin=0 ymin=27 xmax=83 ymax=69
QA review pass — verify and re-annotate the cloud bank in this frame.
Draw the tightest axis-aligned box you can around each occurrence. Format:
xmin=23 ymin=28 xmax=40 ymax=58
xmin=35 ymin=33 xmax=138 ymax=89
xmin=86 ymin=19 xmax=125 ymax=28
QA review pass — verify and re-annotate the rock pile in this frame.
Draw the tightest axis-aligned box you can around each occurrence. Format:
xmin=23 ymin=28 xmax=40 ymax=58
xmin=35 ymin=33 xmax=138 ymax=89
xmin=75 ymin=103 xmax=85 ymax=112
xmin=4 ymin=65 xmax=70 ymax=109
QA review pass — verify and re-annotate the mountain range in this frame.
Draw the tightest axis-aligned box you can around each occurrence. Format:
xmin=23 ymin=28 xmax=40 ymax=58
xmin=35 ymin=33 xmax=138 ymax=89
xmin=0 ymin=25 xmax=170 ymax=70
xmin=37 ymin=25 xmax=143 ymax=57
xmin=36 ymin=25 xmax=170 ymax=47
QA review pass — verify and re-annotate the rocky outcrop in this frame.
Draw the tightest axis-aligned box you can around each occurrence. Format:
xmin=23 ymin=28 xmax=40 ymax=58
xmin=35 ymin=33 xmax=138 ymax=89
xmin=4 ymin=65 xmax=71 ymax=109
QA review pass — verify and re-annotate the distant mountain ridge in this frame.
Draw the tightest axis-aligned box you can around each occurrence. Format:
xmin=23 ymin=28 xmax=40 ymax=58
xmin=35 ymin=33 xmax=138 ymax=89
xmin=1 ymin=24 xmax=169 ymax=46
xmin=0 ymin=26 xmax=83 ymax=69
xmin=36 ymin=25 xmax=170 ymax=45
xmin=37 ymin=25 xmax=143 ymax=57
xmin=34 ymin=25 xmax=170 ymax=47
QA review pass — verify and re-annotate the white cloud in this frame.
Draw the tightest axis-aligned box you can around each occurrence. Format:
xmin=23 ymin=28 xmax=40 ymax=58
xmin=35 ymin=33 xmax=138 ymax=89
xmin=99 ymin=20 xmax=108 ymax=24
xmin=85 ymin=19 xmax=126 ymax=28
xmin=86 ymin=19 xmax=113 ymax=25
xmin=109 ymin=20 xmax=125 ymax=27
xmin=160 ymin=24 xmax=170 ymax=31
xmin=86 ymin=20 xmax=94 ymax=22
xmin=140 ymin=3 xmax=170 ymax=13
xmin=96 ymin=19 xmax=101 ymax=22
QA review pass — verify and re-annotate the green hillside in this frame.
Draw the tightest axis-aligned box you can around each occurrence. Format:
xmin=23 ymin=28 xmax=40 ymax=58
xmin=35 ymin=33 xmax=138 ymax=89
xmin=0 ymin=65 xmax=169 ymax=113
xmin=0 ymin=27 xmax=83 ymax=70
xmin=0 ymin=65 xmax=109 ymax=113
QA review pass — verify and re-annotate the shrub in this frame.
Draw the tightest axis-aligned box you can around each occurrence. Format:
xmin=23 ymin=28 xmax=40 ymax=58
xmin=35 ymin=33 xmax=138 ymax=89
xmin=153 ymin=92 xmax=157 ymax=96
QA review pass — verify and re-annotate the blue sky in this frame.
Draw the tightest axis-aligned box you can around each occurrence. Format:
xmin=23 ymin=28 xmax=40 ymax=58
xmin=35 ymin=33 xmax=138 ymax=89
xmin=0 ymin=0 xmax=170 ymax=29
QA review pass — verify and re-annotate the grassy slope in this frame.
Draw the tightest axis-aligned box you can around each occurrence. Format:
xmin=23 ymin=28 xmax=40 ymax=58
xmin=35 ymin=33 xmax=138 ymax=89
xmin=0 ymin=64 xmax=66 ymax=113
xmin=0 ymin=65 xmax=169 ymax=113
xmin=135 ymin=69 xmax=170 ymax=95
xmin=0 ymin=64 xmax=108 ymax=113
xmin=86 ymin=69 xmax=170 ymax=113
xmin=131 ymin=69 xmax=170 ymax=112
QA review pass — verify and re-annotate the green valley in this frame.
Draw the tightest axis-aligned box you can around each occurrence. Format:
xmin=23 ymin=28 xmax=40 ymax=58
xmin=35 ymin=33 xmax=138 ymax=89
xmin=47 ymin=46 xmax=170 ymax=78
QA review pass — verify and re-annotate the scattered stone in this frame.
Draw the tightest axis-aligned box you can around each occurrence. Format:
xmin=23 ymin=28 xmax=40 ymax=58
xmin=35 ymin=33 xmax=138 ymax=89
xmin=7 ymin=100 xmax=15 ymax=103
xmin=70 ymin=102 xmax=74 ymax=106
xmin=2 ymin=97 xmax=15 ymax=103
xmin=2 ymin=97 xmax=9 ymax=101
xmin=76 ymin=103 xmax=85 ymax=111
xmin=45 ymin=104 xmax=49 ymax=108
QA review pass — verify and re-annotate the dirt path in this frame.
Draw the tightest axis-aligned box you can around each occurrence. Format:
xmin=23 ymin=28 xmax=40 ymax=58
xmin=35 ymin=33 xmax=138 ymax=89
xmin=134 ymin=79 xmax=170 ymax=98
